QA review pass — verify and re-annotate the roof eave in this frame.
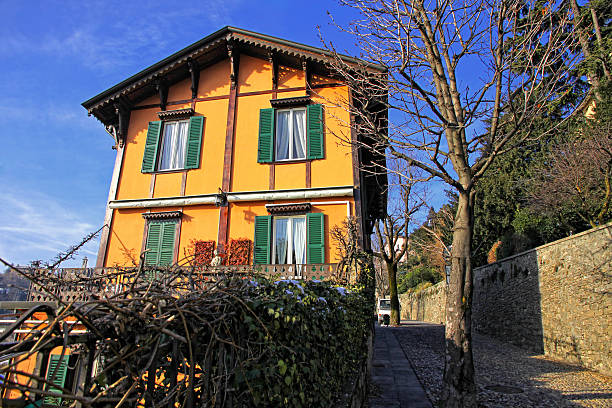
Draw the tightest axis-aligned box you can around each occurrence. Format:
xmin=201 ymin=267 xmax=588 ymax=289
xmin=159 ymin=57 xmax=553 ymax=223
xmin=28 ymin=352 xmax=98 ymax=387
xmin=81 ymin=26 xmax=386 ymax=112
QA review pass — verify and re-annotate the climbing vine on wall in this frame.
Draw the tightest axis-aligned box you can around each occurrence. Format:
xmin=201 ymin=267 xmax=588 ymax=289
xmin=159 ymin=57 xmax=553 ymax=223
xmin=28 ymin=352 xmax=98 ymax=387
xmin=227 ymin=239 xmax=252 ymax=265
xmin=189 ymin=239 xmax=215 ymax=266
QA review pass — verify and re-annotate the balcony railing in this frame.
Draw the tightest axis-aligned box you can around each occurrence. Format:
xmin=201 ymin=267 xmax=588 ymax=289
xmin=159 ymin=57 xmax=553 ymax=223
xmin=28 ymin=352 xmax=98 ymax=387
xmin=24 ymin=263 xmax=339 ymax=304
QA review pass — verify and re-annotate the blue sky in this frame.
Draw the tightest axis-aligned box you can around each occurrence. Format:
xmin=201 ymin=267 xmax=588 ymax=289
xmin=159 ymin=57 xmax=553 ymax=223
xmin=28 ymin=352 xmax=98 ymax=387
xmin=0 ymin=0 xmax=370 ymax=267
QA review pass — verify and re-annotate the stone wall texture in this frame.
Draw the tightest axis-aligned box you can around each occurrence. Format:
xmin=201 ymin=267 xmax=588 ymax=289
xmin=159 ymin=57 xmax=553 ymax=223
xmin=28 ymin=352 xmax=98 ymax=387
xmin=400 ymin=281 xmax=446 ymax=325
xmin=399 ymin=223 xmax=612 ymax=376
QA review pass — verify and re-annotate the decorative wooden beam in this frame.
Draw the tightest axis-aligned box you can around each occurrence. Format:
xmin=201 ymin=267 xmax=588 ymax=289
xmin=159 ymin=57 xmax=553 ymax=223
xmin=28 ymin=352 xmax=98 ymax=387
xmin=218 ymin=43 xmax=240 ymax=254
xmin=348 ymin=89 xmax=365 ymax=250
xmin=268 ymin=52 xmax=278 ymax=191
xmin=187 ymin=58 xmax=200 ymax=99
xmin=154 ymin=77 xmax=168 ymax=111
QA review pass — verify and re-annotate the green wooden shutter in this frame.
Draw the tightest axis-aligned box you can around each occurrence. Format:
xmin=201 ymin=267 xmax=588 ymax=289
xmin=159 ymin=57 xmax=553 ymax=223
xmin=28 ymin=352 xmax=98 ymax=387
xmin=253 ymin=215 xmax=272 ymax=264
xmin=307 ymin=213 xmax=325 ymax=264
xmin=144 ymin=223 xmax=162 ymax=266
xmin=257 ymin=108 xmax=274 ymax=163
xmin=158 ymin=222 xmax=176 ymax=266
xmin=44 ymin=354 xmax=69 ymax=407
xmin=142 ymin=121 xmax=162 ymax=173
xmin=144 ymin=220 xmax=176 ymax=266
xmin=307 ymin=104 xmax=324 ymax=160
xmin=185 ymin=116 xmax=204 ymax=169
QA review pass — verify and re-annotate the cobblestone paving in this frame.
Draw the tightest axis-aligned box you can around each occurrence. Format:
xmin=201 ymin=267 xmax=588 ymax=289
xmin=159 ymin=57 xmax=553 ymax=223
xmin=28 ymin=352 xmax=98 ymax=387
xmin=392 ymin=321 xmax=612 ymax=408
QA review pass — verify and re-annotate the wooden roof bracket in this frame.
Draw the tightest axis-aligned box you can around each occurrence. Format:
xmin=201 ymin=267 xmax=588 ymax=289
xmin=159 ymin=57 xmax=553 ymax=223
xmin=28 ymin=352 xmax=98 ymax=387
xmin=227 ymin=39 xmax=239 ymax=90
xmin=112 ymin=101 xmax=131 ymax=148
xmin=154 ymin=77 xmax=168 ymax=111
xmin=302 ymin=58 xmax=311 ymax=95
xmin=187 ymin=58 xmax=200 ymax=99
xmin=268 ymin=52 xmax=278 ymax=90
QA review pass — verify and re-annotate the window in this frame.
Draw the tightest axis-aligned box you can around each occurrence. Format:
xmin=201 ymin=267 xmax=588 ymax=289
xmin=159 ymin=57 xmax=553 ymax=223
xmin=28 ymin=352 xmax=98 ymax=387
xmin=144 ymin=219 xmax=177 ymax=266
xmin=141 ymin=116 xmax=204 ymax=173
xmin=257 ymin=104 xmax=324 ymax=163
xmin=275 ymin=108 xmax=306 ymax=161
xmin=44 ymin=354 xmax=70 ymax=407
xmin=253 ymin=213 xmax=324 ymax=265
xmin=158 ymin=120 xmax=189 ymax=170
xmin=272 ymin=216 xmax=306 ymax=264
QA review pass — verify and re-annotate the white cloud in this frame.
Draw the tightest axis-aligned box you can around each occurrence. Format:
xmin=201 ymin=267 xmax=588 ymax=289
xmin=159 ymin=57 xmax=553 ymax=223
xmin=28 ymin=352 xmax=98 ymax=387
xmin=1 ymin=1 xmax=244 ymax=72
xmin=0 ymin=101 xmax=98 ymax=130
xmin=0 ymin=191 xmax=101 ymax=268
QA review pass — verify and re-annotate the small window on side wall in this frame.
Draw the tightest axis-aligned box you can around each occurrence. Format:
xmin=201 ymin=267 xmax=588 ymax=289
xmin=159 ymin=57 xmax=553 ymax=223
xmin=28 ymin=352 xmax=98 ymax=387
xmin=144 ymin=219 xmax=177 ymax=267
xmin=141 ymin=116 xmax=204 ymax=173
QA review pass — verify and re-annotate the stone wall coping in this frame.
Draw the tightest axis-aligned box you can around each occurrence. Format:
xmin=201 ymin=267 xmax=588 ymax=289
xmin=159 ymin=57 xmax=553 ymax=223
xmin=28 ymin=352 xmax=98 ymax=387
xmin=474 ymin=221 xmax=612 ymax=272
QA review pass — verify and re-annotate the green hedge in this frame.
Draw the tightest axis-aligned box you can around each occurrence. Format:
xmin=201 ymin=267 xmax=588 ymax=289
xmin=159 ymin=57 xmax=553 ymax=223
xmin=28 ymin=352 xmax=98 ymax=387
xmin=235 ymin=279 xmax=371 ymax=406
xmin=89 ymin=276 xmax=371 ymax=408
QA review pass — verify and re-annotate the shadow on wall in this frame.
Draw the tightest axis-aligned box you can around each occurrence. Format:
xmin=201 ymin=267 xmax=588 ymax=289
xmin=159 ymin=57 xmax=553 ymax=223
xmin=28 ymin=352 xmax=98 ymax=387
xmin=473 ymin=223 xmax=612 ymax=375
xmin=401 ymin=223 xmax=612 ymax=376
xmin=473 ymin=250 xmax=544 ymax=353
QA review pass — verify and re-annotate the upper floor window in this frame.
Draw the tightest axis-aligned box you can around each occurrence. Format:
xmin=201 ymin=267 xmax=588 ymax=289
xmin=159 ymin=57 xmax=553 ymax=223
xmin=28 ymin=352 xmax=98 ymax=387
xmin=159 ymin=120 xmax=189 ymax=170
xmin=141 ymin=115 xmax=204 ymax=173
xmin=257 ymin=104 xmax=324 ymax=163
xmin=275 ymin=108 xmax=306 ymax=161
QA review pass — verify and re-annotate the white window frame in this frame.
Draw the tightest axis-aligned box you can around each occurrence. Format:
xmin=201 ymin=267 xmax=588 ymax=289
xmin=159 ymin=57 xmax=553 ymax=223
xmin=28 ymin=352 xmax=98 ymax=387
xmin=271 ymin=215 xmax=306 ymax=265
xmin=275 ymin=107 xmax=306 ymax=161
xmin=157 ymin=119 xmax=189 ymax=171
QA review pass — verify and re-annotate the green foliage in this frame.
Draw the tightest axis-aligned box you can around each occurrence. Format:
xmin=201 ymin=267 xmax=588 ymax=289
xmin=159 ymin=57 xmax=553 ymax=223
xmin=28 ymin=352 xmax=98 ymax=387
xmin=235 ymin=279 xmax=371 ymax=407
xmin=92 ymin=276 xmax=371 ymax=408
xmin=397 ymin=263 xmax=442 ymax=294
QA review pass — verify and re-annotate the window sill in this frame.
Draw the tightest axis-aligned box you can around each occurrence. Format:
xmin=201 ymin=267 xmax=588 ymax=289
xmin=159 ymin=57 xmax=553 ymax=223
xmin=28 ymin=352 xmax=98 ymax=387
xmin=269 ymin=159 xmax=311 ymax=165
xmin=150 ymin=168 xmax=190 ymax=174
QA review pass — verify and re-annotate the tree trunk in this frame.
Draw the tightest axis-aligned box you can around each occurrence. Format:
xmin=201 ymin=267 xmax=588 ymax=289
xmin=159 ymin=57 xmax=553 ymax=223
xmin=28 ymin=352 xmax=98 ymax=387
xmin=442 ymin=190 xmax=477 ymax=408
xmin=386 ymin=261 xmax=401 ymax=326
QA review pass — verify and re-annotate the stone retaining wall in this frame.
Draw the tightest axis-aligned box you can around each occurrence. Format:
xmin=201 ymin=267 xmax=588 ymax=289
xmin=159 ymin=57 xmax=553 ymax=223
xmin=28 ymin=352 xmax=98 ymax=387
xmin=400 ymin=223 xmax=612 ymax=376
xmin=400 ymin=281 xmax=446 ymax=325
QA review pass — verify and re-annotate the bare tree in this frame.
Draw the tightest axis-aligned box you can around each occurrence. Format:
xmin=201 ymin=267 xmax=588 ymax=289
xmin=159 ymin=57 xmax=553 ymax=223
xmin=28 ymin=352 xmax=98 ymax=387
xmin=324 ymin=0 xmax=582 ymax=405
xmin=373 ymin=175 xmax=423 ymax=325
xmin=330 ymin=216 xmax=369 ymax=282
xmin=530 ymin=121 xmax=612 ymax=228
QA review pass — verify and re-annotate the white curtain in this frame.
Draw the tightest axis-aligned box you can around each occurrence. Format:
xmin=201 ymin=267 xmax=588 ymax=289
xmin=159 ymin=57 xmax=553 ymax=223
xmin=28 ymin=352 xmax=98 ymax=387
xmin=292 ymin=217 xmax=306 ymax=266
xmin=276 ymin=111 xmax=290 ymax=160
xmin=159 ymin=121 xmax=188 ymax=170
xmin=275 ymin=218 xmax=288 ymax=264
xmin=292 ymin=109 xmax=306 ymax=159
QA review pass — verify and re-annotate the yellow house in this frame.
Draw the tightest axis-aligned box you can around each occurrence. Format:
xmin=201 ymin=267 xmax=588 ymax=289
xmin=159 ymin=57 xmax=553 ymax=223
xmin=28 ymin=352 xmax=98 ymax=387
xmin=0 ymin=27 xmax=387 ymax=406
xmin=82 ymin=26 xmax=387 ymax=272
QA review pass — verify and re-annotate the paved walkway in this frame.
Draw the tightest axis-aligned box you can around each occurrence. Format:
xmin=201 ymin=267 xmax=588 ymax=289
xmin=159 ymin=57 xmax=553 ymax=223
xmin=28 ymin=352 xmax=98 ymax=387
xmin=393 ymin=320 xmax=612 ymax=408
xmin=369 ymin=324 xmax=433 ymax=408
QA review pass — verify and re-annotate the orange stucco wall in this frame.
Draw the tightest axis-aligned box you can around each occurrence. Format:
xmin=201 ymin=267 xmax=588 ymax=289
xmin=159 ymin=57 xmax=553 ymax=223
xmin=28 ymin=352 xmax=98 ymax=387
xmin=228 ymin=198 xmax=355 ymax=263
xmin=104 ymin=53 xmax=356 ymax=267
xmin=105 ymin=198 xmax=354 ymax=266
xmin=106 ymin=208 xmax=147 ymax=266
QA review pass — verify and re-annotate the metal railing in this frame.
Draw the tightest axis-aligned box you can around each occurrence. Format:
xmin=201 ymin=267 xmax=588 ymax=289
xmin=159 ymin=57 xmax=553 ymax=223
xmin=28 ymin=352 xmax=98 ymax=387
xmin=25 ymin=264 xmax=339 ymax=303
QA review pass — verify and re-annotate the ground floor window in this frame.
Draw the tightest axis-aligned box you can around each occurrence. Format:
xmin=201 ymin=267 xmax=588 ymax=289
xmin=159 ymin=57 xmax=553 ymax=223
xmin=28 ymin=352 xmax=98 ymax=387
xmin=272 ymin=216 xmax=306 ymax=265
xmin=144 ymin=219 xmax=177 ymax=266
xmin=253 ymin=213 xmax=324 ymax=265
